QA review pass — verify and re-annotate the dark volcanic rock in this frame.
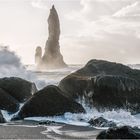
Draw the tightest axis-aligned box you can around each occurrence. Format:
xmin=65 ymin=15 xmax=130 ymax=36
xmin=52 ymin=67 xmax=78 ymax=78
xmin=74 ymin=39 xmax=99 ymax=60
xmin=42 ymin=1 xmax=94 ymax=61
xmin=97 ymin=126 xmax=140 ymax=139
xmin=59 ymin=59 xmax=140 ymax=113
xmin=0 ymin=88 xmax=19 ymax=112
xmin=0 ymin=77 xmax=37 ymax=102
xmin=59 ymin=74 xmax=92 ymax=99
xmin=88 ymin=117 xmax=116 ymax=127
xmin=91 ymin=75 xmax=140 ymax=112
xmin=38 ymin=120 xmax=56 ymax=125
xmin=13 ymin=85 xmax=85 ymax=119
xmin=76 ymin=59 xmax=140 ymax=78
xmin=0 ymin=111 xmax=6 ymax=123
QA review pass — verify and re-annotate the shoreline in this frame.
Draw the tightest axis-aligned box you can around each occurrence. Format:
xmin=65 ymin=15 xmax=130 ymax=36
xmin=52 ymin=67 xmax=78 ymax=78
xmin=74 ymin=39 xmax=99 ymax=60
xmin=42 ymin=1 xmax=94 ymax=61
xmin=0 ymin=120 xmax=102 ymax=139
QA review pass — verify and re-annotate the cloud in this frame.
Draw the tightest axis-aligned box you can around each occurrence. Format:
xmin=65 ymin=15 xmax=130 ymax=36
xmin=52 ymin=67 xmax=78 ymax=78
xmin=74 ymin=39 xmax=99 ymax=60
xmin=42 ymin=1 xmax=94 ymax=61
xmin=79 ymin=0 xmax=136 ymax=20
xmin=113 ymin=2 xmax=140 ymax=18
xmin=62 ymin=0 xmax=140 ymax=64
xmin=31 ymin=0 xmax=49 ymax=10
xmin=62 ymin=31 xmax=140 ymax=64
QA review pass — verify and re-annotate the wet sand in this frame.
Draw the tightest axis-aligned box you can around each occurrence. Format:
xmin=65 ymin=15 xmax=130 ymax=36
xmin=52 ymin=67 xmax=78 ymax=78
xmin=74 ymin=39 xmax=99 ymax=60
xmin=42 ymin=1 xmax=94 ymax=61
xmin=0 ymin=121 xmax=102 ymax=139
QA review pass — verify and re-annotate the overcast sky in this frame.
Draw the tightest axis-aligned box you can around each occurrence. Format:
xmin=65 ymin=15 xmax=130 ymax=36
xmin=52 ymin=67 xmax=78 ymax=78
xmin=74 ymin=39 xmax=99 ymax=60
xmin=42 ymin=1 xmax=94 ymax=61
xmin=0 ymin=0 xmax=140 ymax=64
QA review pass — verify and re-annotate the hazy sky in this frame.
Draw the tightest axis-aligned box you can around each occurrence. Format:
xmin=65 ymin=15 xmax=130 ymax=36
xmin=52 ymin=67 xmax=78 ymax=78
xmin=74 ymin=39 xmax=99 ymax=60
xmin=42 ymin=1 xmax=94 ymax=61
xmin=0 ymin=0 xmax=140 ymax=64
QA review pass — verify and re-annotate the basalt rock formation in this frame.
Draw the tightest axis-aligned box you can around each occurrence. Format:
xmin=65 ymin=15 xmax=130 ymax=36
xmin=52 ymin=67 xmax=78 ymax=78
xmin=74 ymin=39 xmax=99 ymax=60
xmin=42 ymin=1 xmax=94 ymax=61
xmin=97 ymin=126 xmax=140 ymax=139
xmin=35 ymin=5 xmax=67 ymax=69
xmin=88 ymin=117 xmax=116 ymax=127
xmin=0 ymin=88 xmax=19 ymax=112
xmin=0 ymin=77 xmax=37 ymax=102
xmin=0 ymin=111 xmax=5 ymax=123
xmin=59 ymin=59 xmax=140 ymax=114
xmin=12 ymin=85 xmax=85 ymax=120
xmin=0 ymin=77 xmax=37 ymax=113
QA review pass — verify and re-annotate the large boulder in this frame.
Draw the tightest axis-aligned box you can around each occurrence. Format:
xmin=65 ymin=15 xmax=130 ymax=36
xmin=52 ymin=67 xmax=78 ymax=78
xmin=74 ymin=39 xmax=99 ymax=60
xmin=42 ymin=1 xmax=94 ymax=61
xmin=0 ymin=88 xmax=19 ymax=112
xmin=96 ymin=126 xmax=140 ymax=139
xmin=59 ymin=74 xmax=92 ymax=99
xmin=59 ymin=59 xmax=140 ymax=113
xmin=0 ymin=77 xmax=37 ymax=102
xmin=13 ymin=85 xmax=85 ymax=120
xmin=91 ymin=75 xmax=140 ymax=113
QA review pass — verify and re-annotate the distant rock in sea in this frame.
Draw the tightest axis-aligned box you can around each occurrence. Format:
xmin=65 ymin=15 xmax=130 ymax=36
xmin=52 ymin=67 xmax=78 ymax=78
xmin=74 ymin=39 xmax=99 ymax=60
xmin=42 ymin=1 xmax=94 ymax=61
xmin=35 ymin=5 xmax=67 ymax=69
xmin=35 ymin=46 xmax=42 ymax=66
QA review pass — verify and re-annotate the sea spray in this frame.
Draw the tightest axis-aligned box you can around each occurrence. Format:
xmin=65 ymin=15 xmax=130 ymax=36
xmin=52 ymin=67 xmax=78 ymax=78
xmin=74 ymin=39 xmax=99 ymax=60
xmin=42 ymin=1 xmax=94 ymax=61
xmin=0 ymin=46 xmax=46 ymax=89
xmin=1 ymin=103 xmax=24 ymax=122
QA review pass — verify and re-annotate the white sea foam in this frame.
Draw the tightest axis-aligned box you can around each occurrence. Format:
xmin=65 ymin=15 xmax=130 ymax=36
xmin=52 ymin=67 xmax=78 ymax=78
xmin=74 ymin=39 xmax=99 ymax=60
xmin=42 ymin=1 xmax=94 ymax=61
xmin=24 ymin=109 xmax=140 ymax=128
xmin=24 ymin=97 xmax=140 ymax=128
xmin=1 ymin=103 xmax=24 ymax=122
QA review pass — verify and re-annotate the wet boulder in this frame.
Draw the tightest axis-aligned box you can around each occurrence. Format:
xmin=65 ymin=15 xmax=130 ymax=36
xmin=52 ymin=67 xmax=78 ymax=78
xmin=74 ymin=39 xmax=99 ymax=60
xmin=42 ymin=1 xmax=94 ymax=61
xmin=0 ymin=111 xmax=6 ymax=123
xmin=97 ymin=126 xmax=140 ymax=139
xmin=0 ymin=77 xmax=37 ymax=102
xmin=13 ymin=85 xmax=85 ymax=119
xmin=59 ymin=59 xmax=140 ymax=113
xmin=88 ymin=117 xmax=116 ymax=127
xmin=59 ymin=74 xmax=92 ymax=99
xmin=0 ymin=88 xmax=19 ymax=112
xmin=91 ymin=75 xmax=140 ymax=113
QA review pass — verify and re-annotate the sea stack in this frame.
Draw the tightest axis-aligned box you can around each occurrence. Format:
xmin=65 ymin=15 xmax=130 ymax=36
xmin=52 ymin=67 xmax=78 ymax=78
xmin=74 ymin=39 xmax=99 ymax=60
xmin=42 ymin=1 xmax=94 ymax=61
xmin=35 ymin=46 xmax=42 ymax=66
xmin=35 ymin=5 xmax=67 ymax=69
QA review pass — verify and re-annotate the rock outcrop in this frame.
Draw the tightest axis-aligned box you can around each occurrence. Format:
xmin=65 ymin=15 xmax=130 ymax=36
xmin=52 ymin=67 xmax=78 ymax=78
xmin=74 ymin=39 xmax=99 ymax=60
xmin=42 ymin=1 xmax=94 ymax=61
xmin=59 ymin=59 xmax=140 ymax=114
xmin=0 ymin=77 xmax=37 ymax=102
xmin=0 ymin=111 xmax=6 ymax=123
xmin=97 ymin=126 xmax=140 ymax=139
xmin=13 ymin=85 xmax=85 ymax=120
xmin=0 ymin=88 xmax=19 ymax=112
xmin=35 ymin=5 xmax=67 ymax=69
xmin=88 ymin=117 xmax=116 ymax=127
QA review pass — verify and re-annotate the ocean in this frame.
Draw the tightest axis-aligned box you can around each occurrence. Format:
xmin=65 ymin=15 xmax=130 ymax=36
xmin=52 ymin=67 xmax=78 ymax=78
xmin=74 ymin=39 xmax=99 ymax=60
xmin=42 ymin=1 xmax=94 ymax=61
xmin=2 ymin=64 xmax=140 ymax=129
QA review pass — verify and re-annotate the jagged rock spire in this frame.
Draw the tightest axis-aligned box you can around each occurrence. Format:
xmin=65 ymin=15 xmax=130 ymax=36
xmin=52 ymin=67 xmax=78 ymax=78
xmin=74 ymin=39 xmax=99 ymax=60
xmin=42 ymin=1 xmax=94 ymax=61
xmin=35 ymin=5 xmax=67 ymax=69
xmin=47 ymin=5 xmax=60 ymax=41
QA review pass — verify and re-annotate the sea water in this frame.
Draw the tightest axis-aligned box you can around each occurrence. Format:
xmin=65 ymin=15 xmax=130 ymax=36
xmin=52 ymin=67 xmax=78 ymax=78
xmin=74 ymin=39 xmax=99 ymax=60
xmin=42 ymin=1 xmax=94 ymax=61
xmin=0 ymin=48 xmax=140 ymax=128
xmin=25 ymin=64 xmax=140 ymax=128
xmin=1 ymin=64 xmax=140 ymax=129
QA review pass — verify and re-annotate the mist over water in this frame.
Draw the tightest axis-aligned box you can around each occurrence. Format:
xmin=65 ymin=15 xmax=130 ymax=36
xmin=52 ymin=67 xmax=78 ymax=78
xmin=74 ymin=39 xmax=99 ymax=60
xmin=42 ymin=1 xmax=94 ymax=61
xmin=0 ymin=46 xmax=47 ymax=89
xmin=0 ymin=46 xmax=82 ymax=89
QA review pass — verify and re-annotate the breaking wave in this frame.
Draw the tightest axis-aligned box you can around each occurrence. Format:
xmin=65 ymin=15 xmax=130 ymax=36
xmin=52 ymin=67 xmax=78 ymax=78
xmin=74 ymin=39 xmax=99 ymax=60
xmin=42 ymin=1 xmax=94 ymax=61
xmin=24 ymin=97 xmax=140 ymax=128
xmin=0 ymin=46 xmax=46 ymax=89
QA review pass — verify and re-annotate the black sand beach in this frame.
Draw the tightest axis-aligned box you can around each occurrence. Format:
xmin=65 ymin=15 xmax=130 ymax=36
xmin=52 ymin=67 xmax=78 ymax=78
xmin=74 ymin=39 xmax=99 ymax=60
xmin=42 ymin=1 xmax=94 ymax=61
xmin=0 ymin=121 xmax=102 ymax=139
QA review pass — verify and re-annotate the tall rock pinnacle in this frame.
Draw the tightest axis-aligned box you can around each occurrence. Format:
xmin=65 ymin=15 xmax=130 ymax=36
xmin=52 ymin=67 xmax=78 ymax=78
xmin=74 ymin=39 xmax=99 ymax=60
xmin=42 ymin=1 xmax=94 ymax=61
xmin=35 ymin=5 xmax=67 ymax=69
